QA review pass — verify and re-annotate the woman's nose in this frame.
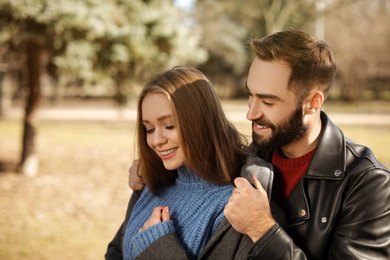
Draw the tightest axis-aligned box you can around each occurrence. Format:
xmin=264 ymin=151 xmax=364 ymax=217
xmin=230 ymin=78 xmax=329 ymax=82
xmin=152 ymin=129 xmax=167 ymax=146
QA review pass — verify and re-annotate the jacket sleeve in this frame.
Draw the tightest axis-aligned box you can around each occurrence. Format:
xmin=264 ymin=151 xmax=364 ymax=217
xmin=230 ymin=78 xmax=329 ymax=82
xmin=135 ymin=233 xmax=189 ymax=260
xmin=105 ymin=191 xmax=142 ymax=260
xmin=130 ymin=220 xmax=176 ymax=259
xmin=105 ymin=222 xmax=125 ymax=260
xmin=136 ymin=218 xmax=247 ymax=260
xmin=248 ymin=224 xmax=306 ymax=260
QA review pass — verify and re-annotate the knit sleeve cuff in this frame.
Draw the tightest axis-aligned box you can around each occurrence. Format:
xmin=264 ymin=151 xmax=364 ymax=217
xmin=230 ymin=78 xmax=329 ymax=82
xmin=130 ymin=220 xmax=175 ymax=258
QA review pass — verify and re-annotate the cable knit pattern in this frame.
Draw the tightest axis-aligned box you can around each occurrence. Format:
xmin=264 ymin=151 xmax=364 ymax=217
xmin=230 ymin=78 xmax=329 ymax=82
xmin=122 ymin=167 xmax=234 ymax=260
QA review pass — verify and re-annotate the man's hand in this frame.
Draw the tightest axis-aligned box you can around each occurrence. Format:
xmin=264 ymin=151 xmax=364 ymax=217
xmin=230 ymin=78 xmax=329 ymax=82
xmin=129 ymin=159 xmax=145 ymax=190
xmin=139 ymin=206 xmax=171 ymax=232
xmin=224 ymin=174 xmax=276 ymax=242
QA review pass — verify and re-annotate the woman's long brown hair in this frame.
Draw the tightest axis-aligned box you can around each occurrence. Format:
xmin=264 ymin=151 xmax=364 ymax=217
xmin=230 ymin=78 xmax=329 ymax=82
xmin=136 ymin=66 xmax=247 ymax=195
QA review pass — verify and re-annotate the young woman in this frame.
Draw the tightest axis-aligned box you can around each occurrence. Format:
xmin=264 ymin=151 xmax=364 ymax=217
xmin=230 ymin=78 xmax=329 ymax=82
xmin=105 ymin=66 xmax=283 ymax=259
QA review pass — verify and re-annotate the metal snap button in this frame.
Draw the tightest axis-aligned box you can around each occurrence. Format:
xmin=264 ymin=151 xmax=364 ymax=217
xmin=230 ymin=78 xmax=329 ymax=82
xmin=334 ymin=169 xmax=342 ymax=177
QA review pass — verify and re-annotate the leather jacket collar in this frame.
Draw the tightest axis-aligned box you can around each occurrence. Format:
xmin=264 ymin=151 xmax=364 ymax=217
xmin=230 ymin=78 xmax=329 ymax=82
xmin=305 ymin=111 xmax=346 ymax=180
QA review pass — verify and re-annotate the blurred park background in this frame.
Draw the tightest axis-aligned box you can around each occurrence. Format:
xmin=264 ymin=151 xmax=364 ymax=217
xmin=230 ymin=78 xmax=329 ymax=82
xmin=0 ymin=0 xmax=389 ymax=259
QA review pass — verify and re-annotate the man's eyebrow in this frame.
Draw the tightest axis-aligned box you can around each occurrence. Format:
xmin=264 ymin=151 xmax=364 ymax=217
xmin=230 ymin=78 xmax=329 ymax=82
xmin=142 ymin=114 xmax=172 ymax=124
xmin=245 ymin=82 xmax=282 ymax=101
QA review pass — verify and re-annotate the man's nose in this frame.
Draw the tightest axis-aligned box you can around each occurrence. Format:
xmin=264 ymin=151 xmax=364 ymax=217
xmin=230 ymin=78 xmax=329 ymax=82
xmin=246 ymin=100 xmax=263 ymax=121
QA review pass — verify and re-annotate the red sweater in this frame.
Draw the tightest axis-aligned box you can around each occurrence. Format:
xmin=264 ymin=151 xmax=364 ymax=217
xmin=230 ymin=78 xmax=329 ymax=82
xmin=271 ymin=149 xmax=315 ymax=206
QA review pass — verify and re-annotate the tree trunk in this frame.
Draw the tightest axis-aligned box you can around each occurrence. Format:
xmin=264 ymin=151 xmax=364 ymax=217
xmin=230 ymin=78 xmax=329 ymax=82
xmin=340 ymin=69 xmax=361 ymax=102
xmin=113 ymin=71 xmax=129 ymax=120
xmin=0 ymin=72 xmax=17 ymax=118
xmin=0 ymin=72 xmax=7 ymax=117
xmin=20 ymin=38 xmax=42 ymax=176
xmin=114 ymin=71 xmax=128 ymax=106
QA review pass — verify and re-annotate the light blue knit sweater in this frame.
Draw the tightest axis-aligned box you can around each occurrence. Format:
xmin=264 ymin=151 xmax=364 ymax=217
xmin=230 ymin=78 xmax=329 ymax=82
xmin=122 ymin=167 xmax=234 ymax=260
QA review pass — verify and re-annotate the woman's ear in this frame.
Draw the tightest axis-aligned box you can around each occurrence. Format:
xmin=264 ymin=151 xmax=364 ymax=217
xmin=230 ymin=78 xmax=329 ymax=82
xmin=304 ymin=90 xmax=324 ymax=114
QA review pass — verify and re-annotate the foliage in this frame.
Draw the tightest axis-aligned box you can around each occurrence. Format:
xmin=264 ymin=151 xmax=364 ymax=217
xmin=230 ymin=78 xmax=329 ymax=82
xmin=196 ymin=1 xmax=248 ymax=75
xmin=0 ymin=0 xmax=207 ymax=87
xmin=326 ymin=0 xmax=390 ymax=101
xmin=194 ymin=0 xmax=321 ymax=95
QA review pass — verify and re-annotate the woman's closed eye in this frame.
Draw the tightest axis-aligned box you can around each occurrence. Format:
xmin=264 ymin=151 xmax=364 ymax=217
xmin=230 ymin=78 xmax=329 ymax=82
xmin=145 ymin=124 xmax=175 ymax=134
xmin=146 ymin=128 xmax=155 ymax=134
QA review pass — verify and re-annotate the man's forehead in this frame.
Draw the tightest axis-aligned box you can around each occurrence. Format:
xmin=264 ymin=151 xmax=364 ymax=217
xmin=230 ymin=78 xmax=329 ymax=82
xmin=247 ymin=59 xmax=291 ymax=88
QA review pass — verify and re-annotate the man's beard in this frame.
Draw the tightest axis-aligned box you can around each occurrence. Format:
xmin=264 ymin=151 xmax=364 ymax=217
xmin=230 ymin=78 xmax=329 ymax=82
xmin=252 ymin=106 xmax=307 ymax=158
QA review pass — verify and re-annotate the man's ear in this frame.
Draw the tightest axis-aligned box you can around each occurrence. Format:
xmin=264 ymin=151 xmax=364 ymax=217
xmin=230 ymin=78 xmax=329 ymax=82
xmin=304 ymin=90 xmax=324 ymax=114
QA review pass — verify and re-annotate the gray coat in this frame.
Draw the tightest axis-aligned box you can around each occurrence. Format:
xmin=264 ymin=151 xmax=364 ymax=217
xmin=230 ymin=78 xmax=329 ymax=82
xmin=105 ymin=156 xmax=286 ymax=260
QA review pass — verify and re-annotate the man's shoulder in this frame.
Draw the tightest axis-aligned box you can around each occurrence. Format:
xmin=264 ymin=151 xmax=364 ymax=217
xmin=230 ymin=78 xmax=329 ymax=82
xmin=345 ymin=138 xmax=389 ymax=173
xmin=320 ymin=111 xmax=388 ymax=174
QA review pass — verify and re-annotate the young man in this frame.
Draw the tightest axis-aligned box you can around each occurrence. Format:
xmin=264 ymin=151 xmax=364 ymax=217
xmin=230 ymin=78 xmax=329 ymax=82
xmin=128 ymin=30 xmax=390 ymax=259
xmin=224 ymin=29 xmax=390 ymax=259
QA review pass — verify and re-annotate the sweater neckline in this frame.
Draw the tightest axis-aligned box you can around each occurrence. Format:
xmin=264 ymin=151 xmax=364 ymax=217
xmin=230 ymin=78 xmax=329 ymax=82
xmin=177 ymin=167 xmax=206 ymax=184
xmin=272 ymin=149 xmax=315 ymax=168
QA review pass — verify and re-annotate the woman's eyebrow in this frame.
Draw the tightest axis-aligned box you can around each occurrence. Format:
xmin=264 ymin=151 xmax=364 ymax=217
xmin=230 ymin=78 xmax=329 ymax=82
xmin=157 ymin=114 xmax=172 ymax=122
xmin=142 ymin=114 xmax=172 ymax=124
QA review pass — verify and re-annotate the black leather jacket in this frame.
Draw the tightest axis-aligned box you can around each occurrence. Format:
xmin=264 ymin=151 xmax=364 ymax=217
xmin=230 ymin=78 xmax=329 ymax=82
xmin=248 ymin=112 xmax=390 ymax=259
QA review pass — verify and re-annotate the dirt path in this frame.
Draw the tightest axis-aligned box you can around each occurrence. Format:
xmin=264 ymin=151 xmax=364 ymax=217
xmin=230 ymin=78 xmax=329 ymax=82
xmin=3 ymin=99 xmax=390 ymax=125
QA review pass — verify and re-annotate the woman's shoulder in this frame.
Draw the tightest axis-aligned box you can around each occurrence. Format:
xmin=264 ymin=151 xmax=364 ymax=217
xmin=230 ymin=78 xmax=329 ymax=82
xmin=241 ymin=154 xmax=274 ymax=197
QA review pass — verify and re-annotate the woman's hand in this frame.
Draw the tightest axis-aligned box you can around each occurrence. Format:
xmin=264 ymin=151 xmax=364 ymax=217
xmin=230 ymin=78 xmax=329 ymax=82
xmin=129 ymin=159 xmax=145 ymax=190
xmin=139 ymin=206 xmax=171 ymax=232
